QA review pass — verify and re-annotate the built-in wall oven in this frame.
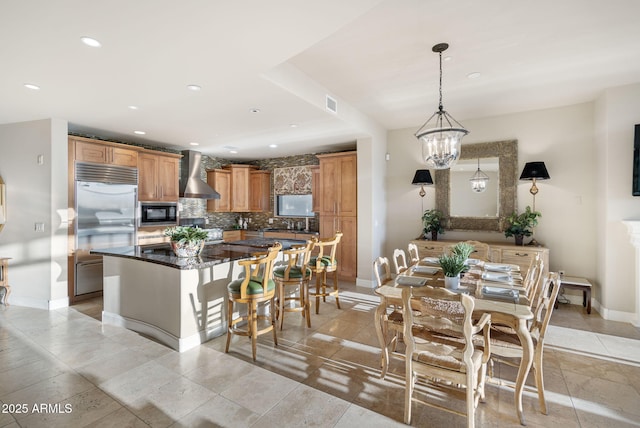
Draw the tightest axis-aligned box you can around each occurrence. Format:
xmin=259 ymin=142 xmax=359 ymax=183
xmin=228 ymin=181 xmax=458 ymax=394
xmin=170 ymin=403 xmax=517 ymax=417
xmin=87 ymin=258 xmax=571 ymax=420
xmin=139 ymin=202 xmax=179 ymax=227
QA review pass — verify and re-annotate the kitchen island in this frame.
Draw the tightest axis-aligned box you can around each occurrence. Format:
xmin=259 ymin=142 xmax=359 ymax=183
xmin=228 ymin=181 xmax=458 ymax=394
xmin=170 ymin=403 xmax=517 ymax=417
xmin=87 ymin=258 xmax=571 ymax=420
xmin=92 ymin=239 xmax=305 ymax=352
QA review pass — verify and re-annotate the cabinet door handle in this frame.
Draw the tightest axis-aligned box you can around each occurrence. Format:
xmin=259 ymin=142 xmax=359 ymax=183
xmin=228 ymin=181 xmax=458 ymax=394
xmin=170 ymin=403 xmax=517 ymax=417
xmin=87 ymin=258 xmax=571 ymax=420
xmin=514 ymin=252 xmax=529 ymax=257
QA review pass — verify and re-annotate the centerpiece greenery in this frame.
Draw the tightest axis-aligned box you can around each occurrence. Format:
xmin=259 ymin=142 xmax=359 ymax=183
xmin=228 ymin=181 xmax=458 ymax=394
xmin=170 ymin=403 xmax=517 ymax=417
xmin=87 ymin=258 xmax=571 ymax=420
xmin=504 ymin=206 xmax=541 ymax=245
xmin=438 ymin=242 xmax=475 ymax=289
xmin=164 ymin=226 xmax=209 ymax=257
xmin=422 ymin=209 xmax=445 ymax=241
xmin=450 ymin=242 xmax=475 ymax=260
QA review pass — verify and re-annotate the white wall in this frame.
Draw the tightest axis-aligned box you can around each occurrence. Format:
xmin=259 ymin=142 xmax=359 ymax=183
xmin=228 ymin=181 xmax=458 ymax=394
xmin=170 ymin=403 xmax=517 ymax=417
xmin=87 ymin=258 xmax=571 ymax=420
xmin=596 ymin=83 xmax=640 ymax=323
xmin=0 ymin=119 xmax=69 ymax=308
xmin=386 ymin=102 xmax=598 ymax=301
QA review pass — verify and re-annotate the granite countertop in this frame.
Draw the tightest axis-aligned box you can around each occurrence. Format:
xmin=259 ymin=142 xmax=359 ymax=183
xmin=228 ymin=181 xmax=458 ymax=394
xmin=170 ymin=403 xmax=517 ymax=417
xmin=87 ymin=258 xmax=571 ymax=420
xmin=91 ymin=238 xmax=306 ymax=270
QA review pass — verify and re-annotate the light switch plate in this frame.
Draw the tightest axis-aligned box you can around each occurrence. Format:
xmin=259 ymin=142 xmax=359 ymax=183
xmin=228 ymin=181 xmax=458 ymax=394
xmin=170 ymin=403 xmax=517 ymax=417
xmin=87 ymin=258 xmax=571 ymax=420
xmin=35 ymin=222 xmax=45 ymax=232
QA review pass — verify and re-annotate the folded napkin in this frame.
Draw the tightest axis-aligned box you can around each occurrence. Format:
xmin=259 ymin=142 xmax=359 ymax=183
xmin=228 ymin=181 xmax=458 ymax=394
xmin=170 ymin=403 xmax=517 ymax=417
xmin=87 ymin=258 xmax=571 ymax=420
xmin=422 ymin=257 xmax=440 ymax=264
xmin=484 ymin=263 xmax=512 ymax=272
xmin=481 ymin=286 xmax=519 ymax=303
xmin=482 ymin=271 xmax=513 ymax=283
xmin=466 ymin=258 xmax=482 ymax=266
xmin=412 ymin=266 xmax=439 ymax=275
xmin=396 ymin=276 xmax=427 ymax=286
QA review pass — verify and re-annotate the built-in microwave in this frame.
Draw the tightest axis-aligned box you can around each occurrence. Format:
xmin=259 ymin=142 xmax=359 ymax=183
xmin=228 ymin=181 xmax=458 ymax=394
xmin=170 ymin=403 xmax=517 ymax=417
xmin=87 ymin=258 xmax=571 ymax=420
xmin=139 ymin=202 xmax=178 ymax=227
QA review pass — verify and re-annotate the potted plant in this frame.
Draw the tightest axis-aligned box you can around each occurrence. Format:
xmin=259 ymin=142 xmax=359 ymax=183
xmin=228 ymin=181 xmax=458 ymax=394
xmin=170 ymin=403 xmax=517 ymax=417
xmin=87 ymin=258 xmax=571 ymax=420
xmin=422 ymin=209 xmax=445 ymax=241
xmin=450 ymin=242 xmax=475 ymax=261
xmin=164 ymin=226 xmax=209 ymax=257
xmin=504 ymin=206 xmax=541 ymax=246
xmin=438 ymin=253 xmax=466 ymax=290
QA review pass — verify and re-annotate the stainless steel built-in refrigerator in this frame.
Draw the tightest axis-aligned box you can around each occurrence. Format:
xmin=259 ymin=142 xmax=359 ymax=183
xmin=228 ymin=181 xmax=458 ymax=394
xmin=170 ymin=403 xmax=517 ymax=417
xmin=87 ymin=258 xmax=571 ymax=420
xmin=74 ymin=162 xmax=137 ymax=296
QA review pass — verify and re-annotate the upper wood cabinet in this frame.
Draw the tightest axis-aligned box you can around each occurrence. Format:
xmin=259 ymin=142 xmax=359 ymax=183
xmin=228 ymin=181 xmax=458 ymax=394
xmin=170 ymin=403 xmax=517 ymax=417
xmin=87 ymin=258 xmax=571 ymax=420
xmin=317 ymin=152 xmax=357 ymax=216
xmin=206 ymin=169 xmax=231 ymax=212
xmin=310 ymin=165 xmax=320 ymax=213
xmin=73 ymin=138 xmax=138 ymax=167
xmin=138 ymin=151 xmax=181 ymax=202
xmin=249 ymin=170 xmax=271 ymax=212
xmin=225 ymin=165 xmax=255 ymax=212
xmin=207 ymin=166 xmax=269 ymax=213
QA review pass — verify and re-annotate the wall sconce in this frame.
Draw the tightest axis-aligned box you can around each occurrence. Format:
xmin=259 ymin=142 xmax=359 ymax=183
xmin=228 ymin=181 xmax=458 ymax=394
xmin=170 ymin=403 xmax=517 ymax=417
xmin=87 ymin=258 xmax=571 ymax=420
xmin=412 ymin=169 xmax=433 ymax=212
xmin=519 ymin=161 xmax=550 ymax=212
xmin=520 ymin=161 xmax=550 ymax=246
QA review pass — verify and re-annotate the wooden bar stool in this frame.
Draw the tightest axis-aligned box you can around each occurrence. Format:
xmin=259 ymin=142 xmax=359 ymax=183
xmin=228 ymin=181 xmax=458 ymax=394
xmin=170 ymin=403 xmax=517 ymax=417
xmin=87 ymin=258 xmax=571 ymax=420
xmin=308 ymin=232 xmax=343 ymax=314
xmin=0 ymin=257 xmax=11 ymax=305
xmin=273 ymin=238 xmax=316 ymax=329
xmin=225 ymin=243 xmax=281 ymax=361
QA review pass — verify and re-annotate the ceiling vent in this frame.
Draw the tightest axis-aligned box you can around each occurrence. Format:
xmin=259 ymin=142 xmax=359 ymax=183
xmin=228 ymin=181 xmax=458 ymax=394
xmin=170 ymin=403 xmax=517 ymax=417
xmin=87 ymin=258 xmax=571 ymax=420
xmin=326 ymin=95 xmax=338 ymax=114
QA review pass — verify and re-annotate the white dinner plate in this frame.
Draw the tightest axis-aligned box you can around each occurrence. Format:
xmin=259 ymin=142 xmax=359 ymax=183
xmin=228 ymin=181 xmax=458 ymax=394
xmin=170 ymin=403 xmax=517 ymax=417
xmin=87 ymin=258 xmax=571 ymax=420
xmin=412 ymin=266 xmax=439 ymax=274
xmin=422 ymin=257 xmax=440 ymax=264
xmin=482 ymin=271 xmax=513 ymax=283
xmin=484 ymin=263 xmax=513 ymax=272
xmin=396 ymin=276 xmax=428 ymax=286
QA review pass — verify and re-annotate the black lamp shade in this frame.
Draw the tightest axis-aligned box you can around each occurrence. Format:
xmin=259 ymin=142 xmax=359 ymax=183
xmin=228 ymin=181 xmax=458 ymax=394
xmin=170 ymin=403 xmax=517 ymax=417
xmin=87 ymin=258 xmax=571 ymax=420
xmin=519 ymin=162 xmax=550 ymax=180
xmin=412 ymin=169 xmax=433 ymax=185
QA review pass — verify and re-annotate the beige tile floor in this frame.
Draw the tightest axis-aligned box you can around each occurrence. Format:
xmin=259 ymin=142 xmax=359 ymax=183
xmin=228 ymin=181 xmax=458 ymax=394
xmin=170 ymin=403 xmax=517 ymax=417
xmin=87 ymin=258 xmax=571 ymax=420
xmin=0 ymin=281 xmax=639 ymax=427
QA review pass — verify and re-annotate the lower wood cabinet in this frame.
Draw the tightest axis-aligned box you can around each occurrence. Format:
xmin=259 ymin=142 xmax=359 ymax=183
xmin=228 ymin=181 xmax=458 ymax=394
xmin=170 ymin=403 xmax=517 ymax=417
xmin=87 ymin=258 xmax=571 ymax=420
xmin=320 ymin=215 xmax=357 ymax=280
xmin=223 ymin=230 xmax=242 ymax=242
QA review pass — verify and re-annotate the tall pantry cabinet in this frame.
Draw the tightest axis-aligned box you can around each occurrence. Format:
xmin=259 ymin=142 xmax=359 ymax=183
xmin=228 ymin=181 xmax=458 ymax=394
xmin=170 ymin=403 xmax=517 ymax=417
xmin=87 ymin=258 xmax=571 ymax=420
xmin=317 ymin=151 xmax=357 ymax=280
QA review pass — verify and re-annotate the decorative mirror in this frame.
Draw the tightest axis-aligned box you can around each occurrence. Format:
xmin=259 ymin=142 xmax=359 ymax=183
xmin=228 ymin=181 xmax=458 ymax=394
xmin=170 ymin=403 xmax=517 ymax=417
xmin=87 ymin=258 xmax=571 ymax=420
xmin=435 ymin=140 xmax=517 ymax=231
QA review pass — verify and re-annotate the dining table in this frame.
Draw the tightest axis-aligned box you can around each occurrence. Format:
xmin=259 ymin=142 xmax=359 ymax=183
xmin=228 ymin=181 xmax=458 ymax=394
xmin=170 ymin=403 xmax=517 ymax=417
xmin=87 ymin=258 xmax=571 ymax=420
xmin=374 ymin=258 xmax=534 ymax=426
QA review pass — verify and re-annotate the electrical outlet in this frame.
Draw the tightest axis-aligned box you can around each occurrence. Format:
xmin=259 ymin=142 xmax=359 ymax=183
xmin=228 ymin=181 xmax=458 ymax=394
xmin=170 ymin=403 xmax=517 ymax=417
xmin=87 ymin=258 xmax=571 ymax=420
xmin=268 ymin=218 xmax=273 ymax=224
xmin=34 ymin=222 xmax=45 ymax=232
xmin=559 ymin=270 xmax=565 ymax=276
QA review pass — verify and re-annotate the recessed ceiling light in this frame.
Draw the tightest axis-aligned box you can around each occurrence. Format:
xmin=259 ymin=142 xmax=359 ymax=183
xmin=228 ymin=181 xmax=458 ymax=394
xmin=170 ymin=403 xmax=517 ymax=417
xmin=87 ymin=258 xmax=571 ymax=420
xmin=444 ymin=55 xmax=452 ymax=61
xmin=229 ymin=150 xmax=238 ymax=154
xmin=269 ymin=144 xmax=278 ymax=148
xmin=187 ymin=84 xmax=201 ymax=91
xmin=467 ymin=72 xmax=481 ymax=79
xmin=189 ymin=142 xmax=199 ymax=146
xmin=289 ymin=123 xmax=298 ymax=128
xmin=128 ymin=105 xmax=139 ymax=110
xmin=250 ymin=108 xmax=260 ymax=113
xmin=134 ymin=130 xmax=146 ymax=135
xmin=24 ymin=83 xmax=40 ymax=90
xmin=80 ymin=36 xmax=101 ymax=48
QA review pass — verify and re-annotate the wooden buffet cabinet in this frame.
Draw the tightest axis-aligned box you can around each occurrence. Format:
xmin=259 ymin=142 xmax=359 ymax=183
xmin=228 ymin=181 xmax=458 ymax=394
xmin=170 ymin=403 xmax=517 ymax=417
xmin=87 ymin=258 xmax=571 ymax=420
xmin=317 ymin=151 xmax=357 ymax=280
xmin=410 ymin=239 xmax=549 ymax=276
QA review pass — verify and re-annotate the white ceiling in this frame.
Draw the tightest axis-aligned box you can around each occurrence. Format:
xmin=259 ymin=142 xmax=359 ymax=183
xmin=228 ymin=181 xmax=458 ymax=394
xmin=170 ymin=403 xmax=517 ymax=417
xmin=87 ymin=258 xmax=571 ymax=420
xmin=2 ymin=0 xmax=640 ymax=160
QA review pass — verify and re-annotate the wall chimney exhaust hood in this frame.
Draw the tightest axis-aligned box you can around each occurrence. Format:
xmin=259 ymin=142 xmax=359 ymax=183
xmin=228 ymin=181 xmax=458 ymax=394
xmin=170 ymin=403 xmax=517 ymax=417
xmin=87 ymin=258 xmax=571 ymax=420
xmin=179 ymin=150 xmax=220 ymax=199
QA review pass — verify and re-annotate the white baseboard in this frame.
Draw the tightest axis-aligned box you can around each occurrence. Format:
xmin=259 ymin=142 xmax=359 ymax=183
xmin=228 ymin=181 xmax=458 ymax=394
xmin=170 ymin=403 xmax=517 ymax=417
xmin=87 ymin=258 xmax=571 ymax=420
xmin=6 ymin=296 xmax=69 ymax=310
xmin=356 ymin=277 xmax=375 ymax=288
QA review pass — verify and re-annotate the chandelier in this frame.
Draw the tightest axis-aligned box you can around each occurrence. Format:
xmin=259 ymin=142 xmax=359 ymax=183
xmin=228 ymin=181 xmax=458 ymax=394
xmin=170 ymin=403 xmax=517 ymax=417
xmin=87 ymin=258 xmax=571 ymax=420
xmin=470 ymin=158 xmax=489 ymax=193
xmin=415 ymin=43 xmax=468 ymax=170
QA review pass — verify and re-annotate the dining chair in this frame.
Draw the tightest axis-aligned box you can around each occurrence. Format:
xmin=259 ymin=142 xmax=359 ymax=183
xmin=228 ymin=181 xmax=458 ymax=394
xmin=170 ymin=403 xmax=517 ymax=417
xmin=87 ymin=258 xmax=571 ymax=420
xmin=225 ymin=242 xmax=282 ymax=361
xmin=407 ymin=242 xmax=420 ymax=264
xmin=522 ymin=254 xmax=545 ymax=306
xmin=373 ymin=256 xmax=392 ymax=287
xmin=308 ymin=232 xmax=343 ymax=314
xmin=392 ymin=248 xmax=408 ymax=275
xmin=401 ymin=286 xmax=492 ymax=427
xmin=273 ymin=238 xmax=316 ymax=330
xmin=487 ymin=272 xmax=561 ymax=415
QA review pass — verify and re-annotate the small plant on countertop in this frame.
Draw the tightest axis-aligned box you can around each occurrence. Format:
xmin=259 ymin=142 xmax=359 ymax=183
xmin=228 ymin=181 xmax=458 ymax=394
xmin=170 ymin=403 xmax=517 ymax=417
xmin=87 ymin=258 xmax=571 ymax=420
xmin=164 ymin=226 xmax=209 ymax=244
